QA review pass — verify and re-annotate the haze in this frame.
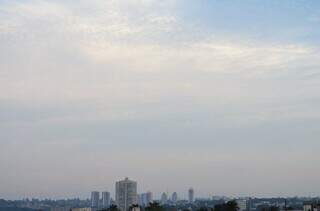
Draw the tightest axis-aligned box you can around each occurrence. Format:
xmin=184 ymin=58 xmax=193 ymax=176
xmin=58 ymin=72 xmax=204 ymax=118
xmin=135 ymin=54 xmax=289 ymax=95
xmin=1 ymin=0 xmax=320 ymax=200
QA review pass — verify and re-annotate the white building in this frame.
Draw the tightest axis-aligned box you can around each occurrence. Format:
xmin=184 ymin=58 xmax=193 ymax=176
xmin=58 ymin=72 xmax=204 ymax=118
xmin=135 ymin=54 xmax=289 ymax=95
xmin=102 ymin=191 xmax=111 ymax=208
xmin=188 ymin=188 xmax=194 ymax=203
xmin=116 ymin=177 xmax=138 ymax=211
xmin=304 ymin=204 xmax=313 ymax=211
xmin=303 ymin=202 xmax=320 ymax=211
xmin=91 ymin=191 xmax=100 ymax=208
xmin=131 ymin=207 xmax=141 ymax=211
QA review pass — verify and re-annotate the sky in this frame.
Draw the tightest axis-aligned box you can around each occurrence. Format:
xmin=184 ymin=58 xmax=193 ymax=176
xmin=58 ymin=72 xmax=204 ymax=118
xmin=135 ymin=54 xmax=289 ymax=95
xmin=0 ymin=0 xmax=320 ymax=200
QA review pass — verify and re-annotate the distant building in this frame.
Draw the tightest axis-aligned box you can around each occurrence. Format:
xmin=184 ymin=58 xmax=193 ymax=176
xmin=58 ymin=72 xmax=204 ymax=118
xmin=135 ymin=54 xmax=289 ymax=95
xmin=237 ymin=199 xmax=247 ymax=211
xmin=303 ymin=202 xmax=320 ymax=211
xmin=138 ymin=192 xmax=153 ymax=206
xmin=131 ymin=207 xmax=141 ymax=211
xmin=116 ymin=177 xmax=138 ymax=211
xmin=188 ymin=188 xmax=194 ymax=203
xmin=246 ymin=198 xmax=252 ymax=211
xmin=304 ymin=204 xmax=313 ymax=211
xmin=91 ymin=191 xmax=100 ymax=208
xmin=172 ymin=192 xmax=178 ymax=203
xmin=146 ymin=192 xmax=153 ymax=205
xmin=161 ymin=192 xmax=168 ymax=205
xmin=102 ymin=191 xmax=111 ymax=208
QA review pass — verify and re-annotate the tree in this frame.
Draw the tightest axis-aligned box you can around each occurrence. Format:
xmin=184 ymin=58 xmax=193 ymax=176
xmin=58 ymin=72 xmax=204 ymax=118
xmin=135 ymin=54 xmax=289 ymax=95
xmin=214 ymin=204 xmax=223 ymax=211
xmin=225 ymin=200 xmax=239 ymax=211
xmin=129 ymin=204 xmax=140 ymax=211
xmin=145 ymin=202 xmax=164 ymax=211
xmin=214 ymin=201 xmax=239 ymax=211
xmin=105 ymin=204 xmax=120 ymax=211
xmin=198 ymin=207 xmax=213 ymax=211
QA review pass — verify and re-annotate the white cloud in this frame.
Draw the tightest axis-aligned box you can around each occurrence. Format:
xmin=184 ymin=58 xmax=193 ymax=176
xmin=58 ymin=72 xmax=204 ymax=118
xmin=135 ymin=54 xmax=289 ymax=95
xmin=1 ymin=0 xmax=320 ymax=118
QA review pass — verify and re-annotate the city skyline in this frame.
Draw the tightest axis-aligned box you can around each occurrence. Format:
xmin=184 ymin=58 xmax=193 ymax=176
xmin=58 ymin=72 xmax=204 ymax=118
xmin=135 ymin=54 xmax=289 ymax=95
xmin=2 ymin=193 xmax=320 ymax=211
xmin=1 ymin=0 xmax=320 ymax=200
xmin=90 ymin=178 xmax=195 ymax=210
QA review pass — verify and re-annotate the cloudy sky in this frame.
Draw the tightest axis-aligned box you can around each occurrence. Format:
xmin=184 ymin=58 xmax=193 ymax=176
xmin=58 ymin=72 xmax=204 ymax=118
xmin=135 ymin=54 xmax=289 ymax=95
xmin=1 ymin=0 xmax=320 ymax=200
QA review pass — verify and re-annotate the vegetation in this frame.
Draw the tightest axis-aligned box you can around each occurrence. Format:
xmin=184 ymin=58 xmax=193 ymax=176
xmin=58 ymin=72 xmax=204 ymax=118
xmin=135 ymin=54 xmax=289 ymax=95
xmin=99 ymin=204 xmax=120 ymax=211
xmin=198 ymin=207 xmax=212 ymax=211
xmin=145 ymin=202 xmax=164 ymax=211
xmin=129 ymin=204 xmax=141 ymax=211
xmin=214 ymin=200 xmax=239 ymax=211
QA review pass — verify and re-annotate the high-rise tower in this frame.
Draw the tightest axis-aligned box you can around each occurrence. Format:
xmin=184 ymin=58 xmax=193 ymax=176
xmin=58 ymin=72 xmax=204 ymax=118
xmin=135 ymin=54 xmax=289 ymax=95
xmin=91 ymin=191 xmax=100 ymax=208
xmin=171 ymin=192 xmax=178 ymax=203
xmin=188 ymin=188 xmax=194 ymax=203
xmin=102 ymin=191 xmax=111 ymax=208
xmin=161 ymin=192 xmax=168 ymax=205
xmin=115 ymin=177 xmax=138 ymax=211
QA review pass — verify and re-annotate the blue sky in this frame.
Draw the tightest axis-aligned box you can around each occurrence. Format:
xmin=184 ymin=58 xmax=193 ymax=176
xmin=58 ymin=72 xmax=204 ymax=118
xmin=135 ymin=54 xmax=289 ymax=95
xmin=0 ymin=0 xmax=320 ymax=199
xmin=180 ymin=0 xmax=320 ymax=44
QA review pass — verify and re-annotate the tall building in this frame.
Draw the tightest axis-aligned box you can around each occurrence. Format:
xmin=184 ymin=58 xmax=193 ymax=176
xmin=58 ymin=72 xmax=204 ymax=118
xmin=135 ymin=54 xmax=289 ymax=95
xmin=115 ymin=177 xmax=138 ymax=211
xmin=137 ymin=194 xmax=142 ymax=206
xmin=171 ymin=192 xmax=178 ymax=203
xmin=246 ymin=198 xmax=252 ymax=211
xmin=91 ymin=191 xmax=100 ymax=208
xmin=146 ymin=192 xmax=152 ymax=205
xmin=138 ymin=192 xmax=153 ymax=206
xmin=161 ymin=192 xmax=168 ymax=205
xmin=102 ymin=191 xmax=111 ymax=208
xmin=188 ymin=188 xmax=194 ymax=203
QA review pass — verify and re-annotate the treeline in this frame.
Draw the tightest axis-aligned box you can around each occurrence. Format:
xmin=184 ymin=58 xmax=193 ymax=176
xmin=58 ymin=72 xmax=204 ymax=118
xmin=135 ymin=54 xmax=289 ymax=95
xmin=99 ymin=200 xmax=241 ymax=211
